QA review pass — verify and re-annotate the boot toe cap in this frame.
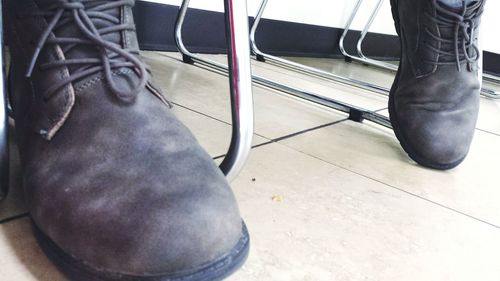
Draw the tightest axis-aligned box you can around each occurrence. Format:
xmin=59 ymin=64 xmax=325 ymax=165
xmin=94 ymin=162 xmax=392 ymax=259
xmin=393 ymin=101 xmax=477 ymax=169
xmin=30 ymin=175 xmax=245 ymax=278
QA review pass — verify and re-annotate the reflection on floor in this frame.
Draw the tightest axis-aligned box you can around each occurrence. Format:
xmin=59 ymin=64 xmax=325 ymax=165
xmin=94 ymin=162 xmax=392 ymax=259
xmin=1 ymin=52 xmax=499 ymax=281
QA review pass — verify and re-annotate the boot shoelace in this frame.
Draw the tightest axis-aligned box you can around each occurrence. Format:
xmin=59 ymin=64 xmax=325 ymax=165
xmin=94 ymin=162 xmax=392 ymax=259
xmin=424 ymin=0 xmax=483 ymax=71
xmin=23 ymin=0 xmax=147 ymax=102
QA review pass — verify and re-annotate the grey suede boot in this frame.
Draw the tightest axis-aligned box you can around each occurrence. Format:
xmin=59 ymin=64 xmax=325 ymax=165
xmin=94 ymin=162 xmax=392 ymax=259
xmin=389 ymin=0 xmax=485 ymax=170
xmin=5 ymin=0 xmax=249 ymax=280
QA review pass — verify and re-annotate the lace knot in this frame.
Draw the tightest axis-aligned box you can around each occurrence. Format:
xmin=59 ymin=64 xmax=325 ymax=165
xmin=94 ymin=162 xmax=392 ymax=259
xmin=25 ymin=0 xmax=146 ymax=103
xmin=424 ymin=0 xmax=483 ymax=71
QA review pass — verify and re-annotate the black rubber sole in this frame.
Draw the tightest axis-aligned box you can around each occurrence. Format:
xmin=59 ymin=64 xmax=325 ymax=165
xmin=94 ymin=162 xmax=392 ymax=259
xmin=388 ymin=0 xmax=465 ymax=171
xmin=33 ymin=220 xmax=250 ymax=281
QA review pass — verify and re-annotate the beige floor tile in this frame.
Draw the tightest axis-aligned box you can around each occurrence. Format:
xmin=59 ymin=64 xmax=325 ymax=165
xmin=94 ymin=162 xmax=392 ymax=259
xmin=143 ymin=52 xmax=347 ymax=140
xmin=280 ymin=120 xmax=500 ymax=226
xmin=227 ymin=143 xmax=500 ymax=281
xmin=477 ymin=97 xmax=500 ymax=135
xmin=0 ymin=218 xmax=67 ymax=281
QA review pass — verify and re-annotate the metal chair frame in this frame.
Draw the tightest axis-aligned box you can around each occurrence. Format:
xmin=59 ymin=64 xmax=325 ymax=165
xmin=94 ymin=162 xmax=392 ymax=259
xmin=339 ymin=0 xmax=500 ymax=99
xmin=338 ymin=0 xmax=396 ymax=71
xmin=248 ymin=0 xmax=392 ymax=128
xmin=176 ymin=0 xmax=391 ymax=130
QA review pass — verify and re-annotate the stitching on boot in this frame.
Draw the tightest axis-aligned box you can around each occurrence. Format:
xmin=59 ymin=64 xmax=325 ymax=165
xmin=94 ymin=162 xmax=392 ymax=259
xmin=122 ymin=6 xmax=132 ymax=49
xmin=74 ymin=69 xmax=133 ymax=94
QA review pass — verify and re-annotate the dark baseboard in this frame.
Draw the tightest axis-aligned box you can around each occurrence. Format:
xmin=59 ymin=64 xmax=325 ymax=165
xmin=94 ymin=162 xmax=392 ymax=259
xmin=134 ymin=1 xmax=500 ymax=76
xmin=484 ymin=52 xmax=500 ymax=76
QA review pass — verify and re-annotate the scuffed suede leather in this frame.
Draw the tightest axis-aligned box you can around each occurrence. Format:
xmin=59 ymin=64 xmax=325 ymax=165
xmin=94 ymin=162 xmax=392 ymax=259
xmin=389 ymin=0 xmax=485 ymax=169
xmin=6 ymin=0 xmax=244 ymax=276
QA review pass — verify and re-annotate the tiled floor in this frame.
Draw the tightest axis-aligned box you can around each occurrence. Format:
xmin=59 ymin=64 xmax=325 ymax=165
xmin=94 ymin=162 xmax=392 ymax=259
xmin=1 ymin=51 xmax=499 ymax=281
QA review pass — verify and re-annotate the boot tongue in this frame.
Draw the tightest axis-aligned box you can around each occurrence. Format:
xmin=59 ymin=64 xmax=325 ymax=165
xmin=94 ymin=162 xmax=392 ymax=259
xmin=437 ymin=0 xmax=481 ymax=17
xmin=433 ymin=0 xmax=482 ymax=64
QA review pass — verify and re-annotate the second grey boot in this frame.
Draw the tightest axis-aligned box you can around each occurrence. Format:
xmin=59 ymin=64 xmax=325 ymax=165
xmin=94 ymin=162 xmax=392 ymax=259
xmin=389 ymin=0 xmax=485 ymax=169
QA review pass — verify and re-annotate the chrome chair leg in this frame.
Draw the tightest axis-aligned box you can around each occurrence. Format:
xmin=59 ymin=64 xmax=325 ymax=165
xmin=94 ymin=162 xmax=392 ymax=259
xmin=175 ymin=0 xmax=254 ymax=182
xmin=339 ymin=0 xmax=372 ymax=65
xmin=0 ymin=0 xmax=10 ymax=201
xmin=355 ymin=0 xmax=398 ymax=71
xmin=249 ymin=0 xmax=268 ymax=63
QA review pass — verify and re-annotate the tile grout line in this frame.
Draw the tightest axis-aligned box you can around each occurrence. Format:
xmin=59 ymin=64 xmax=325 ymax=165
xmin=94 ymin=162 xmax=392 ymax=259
xmin=210 ymin=110 xmax=500 ymax=230
xmin=348 ymin=170 xmax=500 ymax=230
xmin=172 ymin=102 xmax=232 ymax=126
xmin=255 ymin=119 xmax=349 ymax=147
xmin=212 ymin=118 xmax=350 ymax=160
xmin=212 ymin=112 xmax=391 ymax=160
xmin=171 ymin=102 xmax=272 ymax=142
xmin=276 ymin=143 xmax=500 ymax=230
xmin=212 ymin=110 xmax=391 ymax=160
xmin=476 ymin=128 xmax=500 ymax=137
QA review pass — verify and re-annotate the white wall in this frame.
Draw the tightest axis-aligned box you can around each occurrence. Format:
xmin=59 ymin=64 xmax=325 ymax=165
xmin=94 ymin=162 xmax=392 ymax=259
xmin=144 ymin=0 xmax=499 ymax=53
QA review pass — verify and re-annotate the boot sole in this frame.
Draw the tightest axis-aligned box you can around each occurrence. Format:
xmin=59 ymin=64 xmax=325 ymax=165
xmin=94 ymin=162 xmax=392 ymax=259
xmin=388 ymin=0 xmax=466 ymax=171
xmin=32 ymin=219 xmax=250 ymax=281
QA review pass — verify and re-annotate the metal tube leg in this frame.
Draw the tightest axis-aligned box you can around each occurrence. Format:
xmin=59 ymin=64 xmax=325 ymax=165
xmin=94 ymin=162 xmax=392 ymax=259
xmin=249 ymin=0 xmax=269 ymax=62
xmin=338 ymin=0 xmax=363 ymax=62
xmin=218 ymin=0 xmax=255 ymax=182
xmin=356 ymin=0 xmax=384 ymax=59
xmin=174 ymin=0 xmax=195 ymax=64
xmin=356 ymin=0 xmax=398 ymax=71
xmin=175 ymin=0 xmax=254 ymax=182
xmin=0 ymin=0 xmax=10 ymax=201
xmin=339 ymin=0 xmax=396 ymax=71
